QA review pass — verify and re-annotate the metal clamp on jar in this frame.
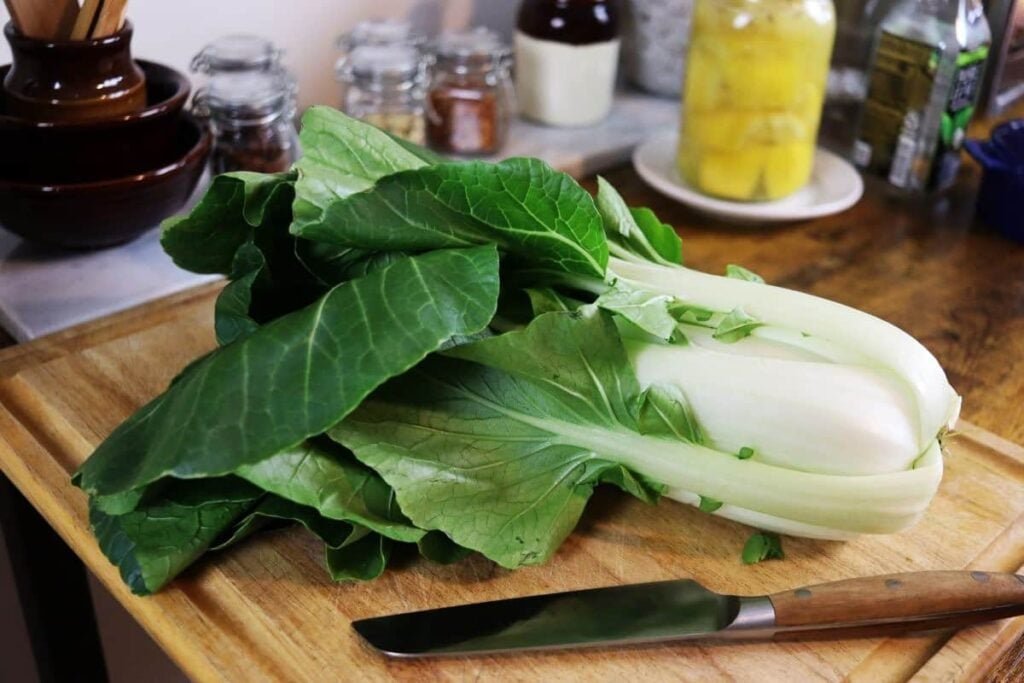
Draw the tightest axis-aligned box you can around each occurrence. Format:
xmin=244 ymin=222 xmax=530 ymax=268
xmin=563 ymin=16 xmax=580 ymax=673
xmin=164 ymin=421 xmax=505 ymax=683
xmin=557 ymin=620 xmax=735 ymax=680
xmin=191 ymin=34 xmax=283 ymax=75
xmin=426 ymin=29 xmax=514 ymax=156
xmin=336 ymin=44 xmax=428 ymax=144
xmin=336 ymin=19 xmax=425 ymax=55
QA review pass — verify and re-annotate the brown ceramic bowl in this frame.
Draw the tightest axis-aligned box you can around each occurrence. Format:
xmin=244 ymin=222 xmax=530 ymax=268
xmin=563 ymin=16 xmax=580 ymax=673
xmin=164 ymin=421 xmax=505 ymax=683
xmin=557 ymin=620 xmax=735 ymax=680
xmin=0 ymin=60 xmax=191 ymax=184
xmin=0 ymin=115 xmax=211 ymax=249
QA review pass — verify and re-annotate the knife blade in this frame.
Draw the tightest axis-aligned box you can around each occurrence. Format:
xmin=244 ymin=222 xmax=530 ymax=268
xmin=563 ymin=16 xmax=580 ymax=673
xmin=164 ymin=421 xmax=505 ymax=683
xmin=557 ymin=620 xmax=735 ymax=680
xmin=352 ymin=571 xmax=1024 ymax=657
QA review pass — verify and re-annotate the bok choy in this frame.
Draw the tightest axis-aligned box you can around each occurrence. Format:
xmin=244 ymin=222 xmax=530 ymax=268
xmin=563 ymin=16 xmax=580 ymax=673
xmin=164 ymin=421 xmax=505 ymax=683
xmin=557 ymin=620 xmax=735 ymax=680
xmin=74 ymin=108 xmax=961 ymax=594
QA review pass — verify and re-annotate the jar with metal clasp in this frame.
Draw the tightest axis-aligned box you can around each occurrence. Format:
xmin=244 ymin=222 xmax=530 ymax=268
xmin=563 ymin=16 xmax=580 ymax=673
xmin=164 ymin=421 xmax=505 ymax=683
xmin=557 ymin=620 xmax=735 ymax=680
xmin=192 ymin=67 xmax=300 ymax=174
xmin=426 ymin=29 xmax=514 ymax=155
xmin=337 ymin=44 xmax=428 ymax=144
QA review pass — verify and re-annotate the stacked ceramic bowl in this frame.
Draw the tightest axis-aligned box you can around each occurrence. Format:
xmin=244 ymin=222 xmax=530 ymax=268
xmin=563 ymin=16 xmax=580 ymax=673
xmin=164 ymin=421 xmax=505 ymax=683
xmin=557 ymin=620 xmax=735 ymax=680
xmin=0 ymin=22 xmax=210 ymax=248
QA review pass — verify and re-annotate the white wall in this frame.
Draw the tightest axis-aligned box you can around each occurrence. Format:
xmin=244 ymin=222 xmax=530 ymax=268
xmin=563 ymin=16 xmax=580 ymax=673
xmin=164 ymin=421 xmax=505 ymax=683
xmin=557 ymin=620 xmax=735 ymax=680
xmin=0 ymin=0 xmax=518 ymax=110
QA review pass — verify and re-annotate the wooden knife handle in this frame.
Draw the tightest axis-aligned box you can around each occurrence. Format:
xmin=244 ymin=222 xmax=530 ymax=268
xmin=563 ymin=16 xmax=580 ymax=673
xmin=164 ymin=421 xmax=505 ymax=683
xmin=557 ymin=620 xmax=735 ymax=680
xmin=770 ymin=571 xmax=1024 ymax=638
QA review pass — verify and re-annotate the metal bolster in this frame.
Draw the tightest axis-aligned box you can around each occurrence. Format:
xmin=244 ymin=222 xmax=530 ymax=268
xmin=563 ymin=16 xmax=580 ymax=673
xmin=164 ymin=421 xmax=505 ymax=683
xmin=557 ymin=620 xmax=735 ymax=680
xmin=718 ymin=596 xmax=778 ymax=639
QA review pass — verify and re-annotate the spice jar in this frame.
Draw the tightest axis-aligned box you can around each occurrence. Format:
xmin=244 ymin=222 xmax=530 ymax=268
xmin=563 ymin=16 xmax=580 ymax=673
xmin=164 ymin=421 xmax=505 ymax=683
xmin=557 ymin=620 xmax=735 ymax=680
xmin=427 ymin=29 xmax=513 ymax=155
xmin=191 ymin=34 xmax=282 ymax=75
xmin=337 ymin=45 xmax=427 ymax=144
xmin=192 ymin=68 xmax=300 ymax=174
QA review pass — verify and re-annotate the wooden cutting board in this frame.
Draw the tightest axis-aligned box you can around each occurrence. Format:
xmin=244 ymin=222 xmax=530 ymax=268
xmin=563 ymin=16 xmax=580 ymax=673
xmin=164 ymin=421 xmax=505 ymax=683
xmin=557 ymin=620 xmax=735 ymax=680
xmin=1 ymin=284 xmax=1023 ymax=683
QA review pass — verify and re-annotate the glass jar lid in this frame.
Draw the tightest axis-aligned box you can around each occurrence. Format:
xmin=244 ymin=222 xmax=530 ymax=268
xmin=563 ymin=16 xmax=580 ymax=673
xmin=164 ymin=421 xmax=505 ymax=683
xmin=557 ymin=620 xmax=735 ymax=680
xmin=191 ymin=35 xmax=282 ymax=74
xmin=337 ymin=19 xmax=424 ymax=51
xmin=193 ymin=67 xmax=297 ymax=123
xmin=338 ymin=44 xmax=425 ymax=88
xmin=432 ymin=28 xmax=511 ymax=74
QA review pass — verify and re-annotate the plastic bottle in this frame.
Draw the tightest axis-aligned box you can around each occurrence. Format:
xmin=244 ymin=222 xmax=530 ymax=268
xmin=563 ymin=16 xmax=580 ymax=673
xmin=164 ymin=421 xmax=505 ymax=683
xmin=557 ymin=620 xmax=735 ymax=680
xmin=853 ymin=0 xmax=990 ymax=193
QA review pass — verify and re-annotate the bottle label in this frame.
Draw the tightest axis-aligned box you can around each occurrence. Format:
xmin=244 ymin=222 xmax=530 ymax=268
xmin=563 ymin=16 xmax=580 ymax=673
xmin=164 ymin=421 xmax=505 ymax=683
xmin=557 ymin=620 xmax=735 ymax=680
xmin=926 ymin=45 xmax=989 ymax=191
xmin=854 ymin=31 xmax=941 ymax=184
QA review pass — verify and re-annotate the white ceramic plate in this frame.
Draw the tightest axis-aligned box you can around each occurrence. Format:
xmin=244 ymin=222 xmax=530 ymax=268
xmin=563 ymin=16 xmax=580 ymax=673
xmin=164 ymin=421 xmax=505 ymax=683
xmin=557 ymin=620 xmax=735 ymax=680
xmin=633 ymin=131 xmax=864 ymax=224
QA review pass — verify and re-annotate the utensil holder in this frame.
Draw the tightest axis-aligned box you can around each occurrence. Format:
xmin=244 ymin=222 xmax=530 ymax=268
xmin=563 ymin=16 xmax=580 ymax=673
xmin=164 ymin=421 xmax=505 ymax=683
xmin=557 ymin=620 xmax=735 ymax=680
xmin=2 ymin=20 xmax=146 ymax=123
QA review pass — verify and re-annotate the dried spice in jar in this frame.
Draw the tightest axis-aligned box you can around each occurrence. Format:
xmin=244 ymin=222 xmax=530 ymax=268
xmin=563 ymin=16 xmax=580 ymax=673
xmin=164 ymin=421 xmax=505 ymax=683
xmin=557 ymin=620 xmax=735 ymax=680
xmin=337 ymin=44 xmax=427 ymax=144
xmin=192 ymin=69 xmax=300 ymax=174
xmin=426 ymin=29 xmax=513 ymax=156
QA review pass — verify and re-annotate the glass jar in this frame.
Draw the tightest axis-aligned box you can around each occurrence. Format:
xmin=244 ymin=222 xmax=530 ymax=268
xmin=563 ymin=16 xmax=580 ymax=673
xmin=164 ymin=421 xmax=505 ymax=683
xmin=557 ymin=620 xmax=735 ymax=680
xmin=677 ymin=0 xmax=836 ymax=201
xmin=427 ymin=29 xmax=514 ymax=155
xmin=192 ymin=68 xmax=300 ymax=174
xmin=336 ymin=19 xmax=425 ymax=54
xmin=337 ymin=45 xmax=427 ymax=144
xmin=621 ymin=0 xmax=694 ymax=97
xmin=191 ymin=34 xmax=282 ymax=75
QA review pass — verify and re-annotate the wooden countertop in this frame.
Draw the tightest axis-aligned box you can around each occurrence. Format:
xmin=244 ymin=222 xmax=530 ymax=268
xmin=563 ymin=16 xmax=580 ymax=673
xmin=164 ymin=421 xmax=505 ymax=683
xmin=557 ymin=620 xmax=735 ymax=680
xmin=2 ymin=108 xmax=1024 ymax=680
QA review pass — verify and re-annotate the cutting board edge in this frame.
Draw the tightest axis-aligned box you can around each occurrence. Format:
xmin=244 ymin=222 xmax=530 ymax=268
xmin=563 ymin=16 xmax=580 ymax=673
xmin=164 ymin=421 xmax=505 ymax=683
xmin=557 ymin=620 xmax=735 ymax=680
xmin=3 ymin=370 xmax=1024 ymax=681
xmin=0 ymin=402 xmax=227 ymax=683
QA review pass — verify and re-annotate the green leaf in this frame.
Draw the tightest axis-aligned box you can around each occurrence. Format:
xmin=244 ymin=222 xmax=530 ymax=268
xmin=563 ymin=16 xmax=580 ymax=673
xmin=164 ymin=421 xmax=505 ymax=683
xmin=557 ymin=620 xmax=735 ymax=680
xmin=214 ymin=493 xmax=396 ymax=582
xmin=741 ymin=532 xmax=785 ymax=565
xmin=331 ymin=308 xmax=670 ymax=569
xmin=235 ymin=440 xmax=424 ymax=542
xmin=669 ymin=303 xmax=716 ymax=324
xmin=325 ymin=534 xmax=392 ymax=581
xmin=213 ymin=494 xmax=359 ymax=551
xmin=90 ymin=477 xmax=262 ymax=595
xmin=382 ymin=129 xmax=446 ymax=165
xmin=291 ymin=157 xmax=609 ymax=279
xmin=596 ymin=177 xmax=681 ymax=267
xmin=724 ymin=264 xmax=765 ymax=284
xmin=595 ymin=285 xmax=678 ymax=340
xmin=75 ymin=246 xmax=501 ymax=501
xmin=637 ymin=384 xmax=705 ymax=444
xmin=713 ymin=307 xmax=763 ymax=343
xmin=294 ymin=240 xmax=407 ymax=287
xmin=417 ymin=531 xmax=472 ymax=565
xmin=161 ymin=170 xmax=297 ymax=274
xmin=214 ymin=244 xmax=266 ymax=345
xmin=291 ymin=107 xmax=432 ymax=235
xmin=525 ymin=287 xmax=579 ymax=316
xmin=698 ymin=496 xmax=723 ymax=513
xmin=631 ymin=208 xmax=682 ymax=265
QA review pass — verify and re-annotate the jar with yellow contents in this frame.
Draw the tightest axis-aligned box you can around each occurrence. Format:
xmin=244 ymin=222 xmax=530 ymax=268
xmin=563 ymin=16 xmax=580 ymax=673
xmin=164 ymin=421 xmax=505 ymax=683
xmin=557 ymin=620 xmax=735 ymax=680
xmin=678 ymin=0 xmax=836 ymax=201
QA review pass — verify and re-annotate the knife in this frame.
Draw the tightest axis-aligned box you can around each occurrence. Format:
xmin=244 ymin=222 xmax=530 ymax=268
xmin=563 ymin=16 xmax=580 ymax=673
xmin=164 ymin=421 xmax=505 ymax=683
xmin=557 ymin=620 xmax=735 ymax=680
xmin=352 ymin=571 xmax=1024 ymax=657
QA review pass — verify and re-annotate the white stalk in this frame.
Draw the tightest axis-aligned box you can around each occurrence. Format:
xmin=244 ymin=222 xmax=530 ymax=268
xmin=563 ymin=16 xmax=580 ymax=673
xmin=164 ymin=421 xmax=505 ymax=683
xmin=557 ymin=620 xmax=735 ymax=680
xmin=610 ymin=258 xmax=962 ymax=450
xmin=625 ymin=337 xmax=921 ymax=475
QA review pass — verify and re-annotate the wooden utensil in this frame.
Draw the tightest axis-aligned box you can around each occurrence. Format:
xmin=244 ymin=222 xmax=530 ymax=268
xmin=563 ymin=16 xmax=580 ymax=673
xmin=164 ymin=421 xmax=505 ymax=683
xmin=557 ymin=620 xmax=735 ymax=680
xmin=91 ymin=0 xmax=129 ymax=39
xmin=4 ymin=0 xmax=79 ymax=39
xmin=70 ymin=0 xmax=104 ymax=40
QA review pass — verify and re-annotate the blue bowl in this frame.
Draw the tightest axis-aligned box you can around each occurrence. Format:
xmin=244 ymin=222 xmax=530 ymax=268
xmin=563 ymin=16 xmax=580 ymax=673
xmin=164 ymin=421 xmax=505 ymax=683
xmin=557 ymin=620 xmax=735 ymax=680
xmin=965 ymin=119 xmax=1024 ymax=243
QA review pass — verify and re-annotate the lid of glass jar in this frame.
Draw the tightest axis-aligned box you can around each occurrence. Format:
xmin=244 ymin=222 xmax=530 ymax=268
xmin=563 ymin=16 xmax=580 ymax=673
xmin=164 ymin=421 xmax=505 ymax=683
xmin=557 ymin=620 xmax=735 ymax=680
xmin=340 ymin=44 xmax=424 ymax=84
xmin=433 ymin=28 xmax=511 ymax=72
xmin=191 ymin=34 xmax=282 ymax=74
xmin=194 ymin=68 xmax=297 ymax=119
xmin=337 ymin=19 xmax=424 ymax=50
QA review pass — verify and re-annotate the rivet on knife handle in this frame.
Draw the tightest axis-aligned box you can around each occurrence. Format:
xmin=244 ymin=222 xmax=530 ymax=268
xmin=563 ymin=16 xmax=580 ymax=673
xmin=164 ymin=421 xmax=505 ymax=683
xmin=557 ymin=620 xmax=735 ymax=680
xmin=770 ymin=571 xmax=1024 ymax=639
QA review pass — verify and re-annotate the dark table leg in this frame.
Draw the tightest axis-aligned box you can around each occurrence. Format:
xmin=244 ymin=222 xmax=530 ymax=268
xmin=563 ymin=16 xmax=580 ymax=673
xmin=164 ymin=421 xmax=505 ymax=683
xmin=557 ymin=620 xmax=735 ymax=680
xmin=0 ymin=474 xmax=108 ymax=683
